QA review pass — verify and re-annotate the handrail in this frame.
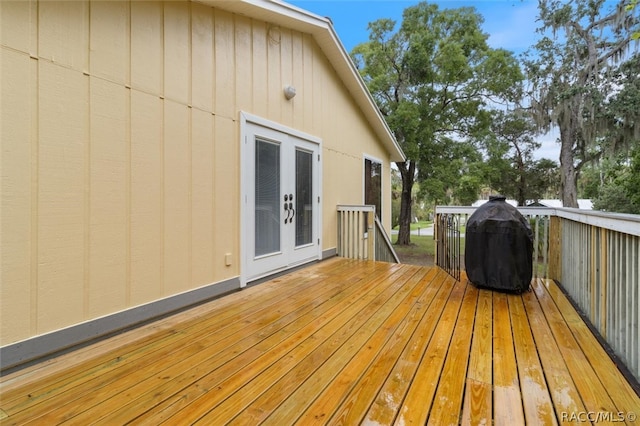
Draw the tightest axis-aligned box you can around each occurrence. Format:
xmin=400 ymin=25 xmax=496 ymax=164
xmin=374 ymin=215 xmax=401 ymax=263
xmin=436 ymin=206 xmax=640 ymax=236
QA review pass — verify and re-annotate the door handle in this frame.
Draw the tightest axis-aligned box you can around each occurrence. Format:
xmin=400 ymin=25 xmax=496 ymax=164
xmin=284 ymin=194 xmax=294 ymax=224
xmin=289 ymin=194 xmax=294 ymax=223
xmin=284 ymin=202 xmax=289 ymax=224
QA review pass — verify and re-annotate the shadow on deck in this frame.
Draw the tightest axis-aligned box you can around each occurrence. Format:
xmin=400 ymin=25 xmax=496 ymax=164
xmin=1 ymin=258 xmax=639 ymax=424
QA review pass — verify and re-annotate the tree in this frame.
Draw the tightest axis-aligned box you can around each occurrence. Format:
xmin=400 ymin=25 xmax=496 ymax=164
xmin=578 ymin=53 xmax=640 ymax=212
xmin=590 ymin=147 xmax=640 ymax=214
xmin=630 ymin=0 xmax=640 ymax=39
xmin=523 ymin=0 xmax=639 ymax=207
xmin=624 ymin=147 xmax=640 ymax=208
xmin=352 ymin=2 xmax=522 ymax=244
xmin=604 ymin=54 xmax=640 ymax=154
xmin=527 ymin=158 xmax=561 ymax=201
xmin=482 ymin=110 xmax=544 ymax=206
xmin=476 ymin=109 xmax=560 ymax=205
xmin=418 ymin=136 xmax=484 ymax=206
xmin=456 ymin=173 xmax=483 ymax=206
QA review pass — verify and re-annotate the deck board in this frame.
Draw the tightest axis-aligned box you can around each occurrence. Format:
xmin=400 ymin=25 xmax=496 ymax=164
xmin=493 ymin=292 xmax=526 ymax=425
xmin=508 ymin=293 xmax=557 ymax=425
xmin=461 ymin=289 xmax=492 ymax=426
xmin=1 ymin=259 xmax=639 ymax=425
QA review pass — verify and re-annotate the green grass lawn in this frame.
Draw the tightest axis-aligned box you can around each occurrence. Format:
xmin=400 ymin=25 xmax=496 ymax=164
xmin=391 ymin=234 xmax=465 ymax=267
xmin=393 ymin=221 xmax=433 ymax=231
xmin=391 ymin=234 xmax=435 ymax=255
xmin=391 ymin=234 xmax=435 ymax=266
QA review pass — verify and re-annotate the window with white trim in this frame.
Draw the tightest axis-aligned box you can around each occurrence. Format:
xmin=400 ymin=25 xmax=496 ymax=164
xmin=364 ymin=157 xmax=382 ymax=221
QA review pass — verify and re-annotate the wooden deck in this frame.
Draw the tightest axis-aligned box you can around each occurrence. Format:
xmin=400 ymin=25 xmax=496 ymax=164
xmin=1 ymin=258 xmax=639 ymax=425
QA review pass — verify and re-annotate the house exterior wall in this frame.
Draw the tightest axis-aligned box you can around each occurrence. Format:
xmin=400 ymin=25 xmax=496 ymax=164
xmin=1 ymin=1 xmax=393 ymax=349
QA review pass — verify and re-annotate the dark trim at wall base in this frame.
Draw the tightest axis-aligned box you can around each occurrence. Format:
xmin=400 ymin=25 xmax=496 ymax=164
xmin=0 ymin=277 xmax=241 ymax=374
xmin=322 ymin=247 xmax=337 ymax=259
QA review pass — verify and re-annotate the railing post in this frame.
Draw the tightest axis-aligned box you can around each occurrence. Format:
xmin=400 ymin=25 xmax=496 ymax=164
xmin=548 ymin=215 xmax=562 ymax=281
xmin=367 ymin=210 xmax=375 ymax=261
xmin=600 ymin=226 xmax=608 ymax=337
xmin=433 ymin=213 xmax=439 ymax=265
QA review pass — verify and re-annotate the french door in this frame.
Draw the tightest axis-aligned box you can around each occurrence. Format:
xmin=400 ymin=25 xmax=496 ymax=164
xmin=242 ymin=115 xmax=321 ymax=284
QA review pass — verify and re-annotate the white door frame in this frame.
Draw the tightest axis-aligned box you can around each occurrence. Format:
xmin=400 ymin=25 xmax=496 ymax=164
xmin=239 ymin=112 xmax=323 ymax=286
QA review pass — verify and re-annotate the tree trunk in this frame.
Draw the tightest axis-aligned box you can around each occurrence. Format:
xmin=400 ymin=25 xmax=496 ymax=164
xmin=517 ymin=181 xmax=526 ymax=207
xmin=396 ymin=160 xmax=415 ymax=245
xmin=558 ymin=119 xmax=579 ymax=208
xmin=516 ymin=158 xmax=526 ymax=206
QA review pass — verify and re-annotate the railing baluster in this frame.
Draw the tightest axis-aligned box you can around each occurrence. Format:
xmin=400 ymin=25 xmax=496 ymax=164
xmin=336 ymin=205 xmax=399 ymax=263
xmin=435 ymin=213 xmax=460 ymax=281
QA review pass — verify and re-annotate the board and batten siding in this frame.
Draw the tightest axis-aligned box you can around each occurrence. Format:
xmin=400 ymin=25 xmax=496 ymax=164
xmin=1 ymin=0 xmax=393 ymax=350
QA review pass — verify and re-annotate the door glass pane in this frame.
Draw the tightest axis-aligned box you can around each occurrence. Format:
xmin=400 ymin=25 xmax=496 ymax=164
xmin=296 ymin=149 xmax=313 ymax=246
xmin=255 ymin=139 xmax=280 ymax=257
xmin=365 ymin=158 xmax=382 ymax=220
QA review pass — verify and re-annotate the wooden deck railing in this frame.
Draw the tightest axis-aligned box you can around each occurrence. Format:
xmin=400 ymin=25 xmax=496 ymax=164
xmin=337 ymin=205 xmax=400 ymax=263
xmin=551 ymin=209 xmax=640 ymax=384
xmin=434 ymin=206 xmax=554 ymax=279
xmin=435 ymin=205 xmax=640 ymax=383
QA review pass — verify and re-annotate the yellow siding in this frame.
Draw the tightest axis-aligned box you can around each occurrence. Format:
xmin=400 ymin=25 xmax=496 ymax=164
xmin=234 ymin=14 xmax=253 ymax=114
xmin=163 ymin=101 xmax=191 ymax=295
xmin=192 ymin=2 xmax=214 ymax=112
xmin=131 ymin=1 xmax=163 ymax=95
xmin=1 ymin=49 xmax=34 ymax=341
xmin=88 ymin=79 xmax=129 ymax=318
xmin=1 ymin=0 xmax=394 ymax=347
xmin=38 ymin=1 xmax=89 ymax=71
xmin=164 ymin=3 xmax=190 ymax=105
xmin=130 ymin=91 xmax=163 ymax=306
xmin=0 ymin=0 xmax=37 ymax=55
xmin=215 ymin=9 xmax=236 ymax=119
xmin=37 ymin=61 xmax=88 ymax=334
xmin=213 ymin=116 xmax=238 ymax=278
xmin=191 ymin=109 xmax=215 ymax=287
xmin=250 ymin=20 xmax=268 ymax=117
xmin=90 ymin=1 xmax=130 ymax=85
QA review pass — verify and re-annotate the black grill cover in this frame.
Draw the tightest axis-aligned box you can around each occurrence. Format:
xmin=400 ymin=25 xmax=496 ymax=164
xmin=465 ymin=195 xmax=533 ymax=293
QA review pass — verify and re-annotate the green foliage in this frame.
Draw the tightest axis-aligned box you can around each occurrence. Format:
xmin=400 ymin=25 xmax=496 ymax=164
xmin=578 ymin=164 xmax=602 ymax=199
xmin=527 ymin=158 xmax=561 ymax=200
xmin=592 ymin=184 xmax=639 ymax=213
xmin=625 ymin=148 xmax=640 ymax=207
xmin=456 ymin=174 xmax=483 ymax=206
xmin=604 ymin=54 xmax=640 ymax=154
xmin=628 ymin=0 xmax=640 ymax=39
xmin=590 ymin=148 xmax=640 ymax=214
xmin=478 ymin=110 xmax=559 ymax=205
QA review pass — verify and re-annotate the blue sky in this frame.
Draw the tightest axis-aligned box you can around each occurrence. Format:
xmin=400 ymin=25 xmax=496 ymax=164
xmin=287 ymin=0 xmax=561 ymax=160
xmin=287 ymin=0 xmax=542 ymax=56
